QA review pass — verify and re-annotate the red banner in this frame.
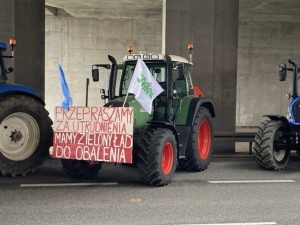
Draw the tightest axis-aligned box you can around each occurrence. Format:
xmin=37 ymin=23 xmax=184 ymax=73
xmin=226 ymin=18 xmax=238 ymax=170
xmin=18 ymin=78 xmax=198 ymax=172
xmin=52 ymin=106 xmax=134 ymax=163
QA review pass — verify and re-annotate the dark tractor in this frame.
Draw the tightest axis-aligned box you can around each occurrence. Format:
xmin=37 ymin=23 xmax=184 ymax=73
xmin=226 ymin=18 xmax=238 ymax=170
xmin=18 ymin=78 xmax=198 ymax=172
xmin=0 ymin=39 xmax=53 ymax=176
xmin=254 ymin=59 xmax=300 ymax=170
xmin=62 ymin=45 xmax=215 ymax=186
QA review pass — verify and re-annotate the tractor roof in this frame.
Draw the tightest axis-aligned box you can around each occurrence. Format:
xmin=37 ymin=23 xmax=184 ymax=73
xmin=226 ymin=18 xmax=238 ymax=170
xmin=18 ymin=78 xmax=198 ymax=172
xmin=122 ymin=52 xmax=193 ymax=65
xmin=0 ymin=42 xmax=6 ymax=51
xmin=169 ymin=55 xmax=192 ymax=65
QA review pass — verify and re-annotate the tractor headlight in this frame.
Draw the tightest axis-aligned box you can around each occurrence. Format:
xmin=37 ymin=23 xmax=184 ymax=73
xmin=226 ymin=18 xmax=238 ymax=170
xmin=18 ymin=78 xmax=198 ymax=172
xmin=127 ymin=55 xmax=134 ymax=60
xmin=151 ymin=54 xmax=159 ymax=59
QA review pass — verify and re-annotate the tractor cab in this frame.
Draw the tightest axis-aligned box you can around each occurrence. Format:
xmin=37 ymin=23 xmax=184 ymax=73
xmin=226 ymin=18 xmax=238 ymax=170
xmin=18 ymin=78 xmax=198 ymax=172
xmin=92 ymin=46 xmax=198 ymax=125
xmin=0 ymin=42 xmax=6 ymax=82
xmin=279 ymin=60 xmax=300 ymax=125
xmin=0 ymin=38 xmax=16 ymax=82
xmin=119 ymin=52 xmax=194 ymax=121
xmin=119 ymin=49 xmax=195 ymax=98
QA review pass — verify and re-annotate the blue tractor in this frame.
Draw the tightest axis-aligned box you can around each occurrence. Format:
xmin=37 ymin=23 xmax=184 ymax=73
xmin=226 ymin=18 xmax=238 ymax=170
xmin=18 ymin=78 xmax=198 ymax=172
xmin=0 ymin=39 xmax=52 ymax=176
xmin=253 ymin=59 xmax=300 ymax=170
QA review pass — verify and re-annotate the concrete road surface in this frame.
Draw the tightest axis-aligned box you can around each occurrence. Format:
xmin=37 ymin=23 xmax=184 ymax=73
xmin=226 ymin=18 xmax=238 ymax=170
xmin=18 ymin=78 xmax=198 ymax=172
xmin=1 ymin=155 xmax=300 ymax=225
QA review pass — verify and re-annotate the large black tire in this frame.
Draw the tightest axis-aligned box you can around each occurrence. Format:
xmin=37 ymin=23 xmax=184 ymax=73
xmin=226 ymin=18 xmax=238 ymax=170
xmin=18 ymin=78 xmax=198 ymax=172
xmin=253 ymin=120 xmax=290 ymax=170
xmin=178 ymin=107 xmax=213 ymax=171
xmin=0 ymin=94 xmax=53 ymax=177
xmin=61 ymin=159 xmax=102 ymax=179
xmin=137 ymin=128 xmax=177 ymax=186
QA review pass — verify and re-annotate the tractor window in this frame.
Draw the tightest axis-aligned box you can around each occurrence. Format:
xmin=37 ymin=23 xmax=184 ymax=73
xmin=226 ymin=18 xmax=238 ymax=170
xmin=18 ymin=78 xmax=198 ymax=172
xmin=120 ymin=62 xmax=167 ymax=96
xmin=114 ymin=64 xmax=124 ymax=97
xmin=292 ymin=98 xmax=300 ymax=122
xmin=185 ymin=65 xmax=194 ymax=94
xmin=173 ymin=63 xmax=187 ymax=96
xmin=172 ymin=63 xmax=194 ymax=96
xmin=0 ymin=61 xmax=3 ymax=78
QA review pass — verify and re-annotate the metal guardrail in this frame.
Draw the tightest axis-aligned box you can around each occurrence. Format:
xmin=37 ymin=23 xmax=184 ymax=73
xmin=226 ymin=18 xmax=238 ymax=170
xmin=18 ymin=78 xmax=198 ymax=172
xmin=214 ymin=132 xmax=256 ymax=155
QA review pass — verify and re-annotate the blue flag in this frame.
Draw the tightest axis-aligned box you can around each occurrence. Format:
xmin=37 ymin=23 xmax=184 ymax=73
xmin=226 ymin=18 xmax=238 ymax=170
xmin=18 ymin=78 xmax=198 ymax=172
xmin=58 ymin=63 xmax=73 ymax=110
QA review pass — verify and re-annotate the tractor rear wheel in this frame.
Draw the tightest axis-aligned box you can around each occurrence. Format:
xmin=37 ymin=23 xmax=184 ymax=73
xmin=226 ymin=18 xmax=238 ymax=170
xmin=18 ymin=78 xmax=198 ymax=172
xmin=61 ymin=159 xmax=102 ymax=179
xmin=0 ymin=95 xmax=53 ymax=177
xmin=253 ymin=120 xmax=290 ymax=170
xmin=179 ymin=107 xmax=213 ymax=171
xmin=137 ymin=128 xmax=177 ymax=186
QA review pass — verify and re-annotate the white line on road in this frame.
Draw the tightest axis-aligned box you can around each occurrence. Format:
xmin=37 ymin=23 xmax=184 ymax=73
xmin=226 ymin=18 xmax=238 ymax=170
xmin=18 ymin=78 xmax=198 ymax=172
xmin=208 ymin=180 xmax=295 ymax=184
xmin=179 ymin=222 xmax=277 ymax=225
xmin=20 ymin=182 xmax=118 ymax=187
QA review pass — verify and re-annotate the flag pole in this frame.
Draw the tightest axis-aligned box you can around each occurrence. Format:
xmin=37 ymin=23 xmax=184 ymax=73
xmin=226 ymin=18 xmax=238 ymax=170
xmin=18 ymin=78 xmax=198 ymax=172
xmin=123 ymin=92 xmax=129 ymax=107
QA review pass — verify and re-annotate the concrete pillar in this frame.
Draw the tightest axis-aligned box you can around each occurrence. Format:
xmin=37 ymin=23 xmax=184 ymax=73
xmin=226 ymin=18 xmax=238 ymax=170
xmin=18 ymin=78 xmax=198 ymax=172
xmin=0 ymin=1 xmax=14 ymax=82
xmin=163 ymin=0 xmax=239 ymax=153
xmin=0 ymin=0 xmax=45 ymax=100
xmin=15 ymin=0 xmax=45 ymax=100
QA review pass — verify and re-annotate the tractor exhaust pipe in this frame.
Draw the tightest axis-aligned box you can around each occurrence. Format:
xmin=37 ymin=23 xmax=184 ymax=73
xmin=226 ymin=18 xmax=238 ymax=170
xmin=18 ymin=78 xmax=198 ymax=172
xmin=288 ymin=59 xmax=299 ymax=99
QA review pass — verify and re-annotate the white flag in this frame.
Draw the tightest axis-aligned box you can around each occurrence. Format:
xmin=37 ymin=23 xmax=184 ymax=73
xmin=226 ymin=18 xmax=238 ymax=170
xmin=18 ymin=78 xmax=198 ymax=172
xmin=128 ymin=59 xmax=164 ymax=114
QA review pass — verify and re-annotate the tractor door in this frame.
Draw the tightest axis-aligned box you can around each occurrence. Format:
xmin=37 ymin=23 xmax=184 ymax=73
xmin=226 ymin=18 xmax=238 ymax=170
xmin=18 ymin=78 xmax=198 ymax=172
xmin=171 ymin=63 xmax=194 ymax=120
xmin=0 ymin=47 xmax=7 ymax=82
xmin=173 ymin=63 xmax=194 ymax=97
xmin=291 ymin=97 xmax=300 ymax=123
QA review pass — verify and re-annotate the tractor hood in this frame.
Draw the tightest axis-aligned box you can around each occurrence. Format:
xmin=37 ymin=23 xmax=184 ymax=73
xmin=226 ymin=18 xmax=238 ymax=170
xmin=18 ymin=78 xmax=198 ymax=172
xmin=104 ymin=95 xmax=153 ymax=126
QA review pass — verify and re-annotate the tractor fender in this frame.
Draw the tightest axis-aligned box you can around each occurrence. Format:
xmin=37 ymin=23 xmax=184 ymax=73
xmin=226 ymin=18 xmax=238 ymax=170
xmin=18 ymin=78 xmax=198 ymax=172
xmin=0 ymin=83 xmax=45 ymax=105
xmin=263 ymin=115 xmax=292 ymax=131
xmin=186 ymin=97 xmax=215 ymax=126
xmin=148 ymin=121 xmax=180 ymax=156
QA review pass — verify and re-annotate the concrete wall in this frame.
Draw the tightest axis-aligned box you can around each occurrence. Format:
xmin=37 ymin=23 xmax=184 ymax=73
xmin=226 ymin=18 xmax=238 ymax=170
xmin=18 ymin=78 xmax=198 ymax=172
xmin=237 ymin=14 xmax=300 ymax=127
xmin=45 ymin=4 xmax=300 ymax=134
xmin=45 ymin=10 xmax=162 ymax=119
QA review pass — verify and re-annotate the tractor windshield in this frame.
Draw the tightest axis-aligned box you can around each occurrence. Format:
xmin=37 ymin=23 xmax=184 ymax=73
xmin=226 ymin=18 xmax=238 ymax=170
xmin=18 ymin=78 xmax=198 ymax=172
xmin=0 ymin=63 xmax=3 ymax=77
xmin=0 ymin=52 xmax=4 ymax=79
xmin=0 ymin=64 xmax=5 ymax=83
xmin=120 ymin=61 xmax=167 ymax=96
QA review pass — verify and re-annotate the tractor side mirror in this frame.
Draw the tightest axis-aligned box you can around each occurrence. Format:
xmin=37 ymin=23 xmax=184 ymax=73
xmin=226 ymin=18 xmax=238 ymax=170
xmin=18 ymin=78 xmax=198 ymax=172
xmin=6 ymin=67 xmax=13 ymax=74
xmin=279 ymin=64 xmax=287 ymax=81
xmin=92 ymin=69 xmax=99 ymax=82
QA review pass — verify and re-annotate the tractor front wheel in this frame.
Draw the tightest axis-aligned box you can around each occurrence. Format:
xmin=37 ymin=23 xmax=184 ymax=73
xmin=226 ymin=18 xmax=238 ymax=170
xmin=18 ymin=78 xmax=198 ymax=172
xmin=137 ymin=128 xmax=177 ymax=186
xmin=253 ymin=120 xmax=290 ymax=170
xmin=179 ymin=107 xmax=213 ymax=171
xmin=0 ymin=95 xmax=53 ymax=177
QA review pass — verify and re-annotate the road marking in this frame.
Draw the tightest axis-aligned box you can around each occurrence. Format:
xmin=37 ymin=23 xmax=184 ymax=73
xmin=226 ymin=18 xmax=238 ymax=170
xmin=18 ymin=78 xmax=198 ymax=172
xmin=130 ymin=198 xmax=142 ymax=202
xmin=20 ymin=182 xmax=118 ymax=187
xmin=208 ymin=180 xmax=295 ymax=184
xmin=179 ymin=222 xmax=277 ymax=225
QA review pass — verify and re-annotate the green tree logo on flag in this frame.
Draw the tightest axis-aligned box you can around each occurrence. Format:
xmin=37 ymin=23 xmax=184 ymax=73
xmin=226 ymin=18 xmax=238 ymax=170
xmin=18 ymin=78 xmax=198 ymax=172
xmin=128 ymin=59 xmax=164 ymax=114
xmin=137 ymin=73 xmax=154 ymax=98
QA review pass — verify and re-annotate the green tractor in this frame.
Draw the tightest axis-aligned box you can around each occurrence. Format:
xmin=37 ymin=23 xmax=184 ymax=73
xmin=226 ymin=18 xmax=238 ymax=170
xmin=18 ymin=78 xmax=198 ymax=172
xmin=62 ymin=46 xmax=215 ymax=186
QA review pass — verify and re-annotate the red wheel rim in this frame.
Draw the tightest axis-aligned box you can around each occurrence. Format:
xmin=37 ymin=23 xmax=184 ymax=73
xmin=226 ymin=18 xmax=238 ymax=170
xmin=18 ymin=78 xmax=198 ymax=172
xmin=198 ymin=119 xmax=211 ymax=159
xmin=162 ymin=142 xmax=173 ymax=174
